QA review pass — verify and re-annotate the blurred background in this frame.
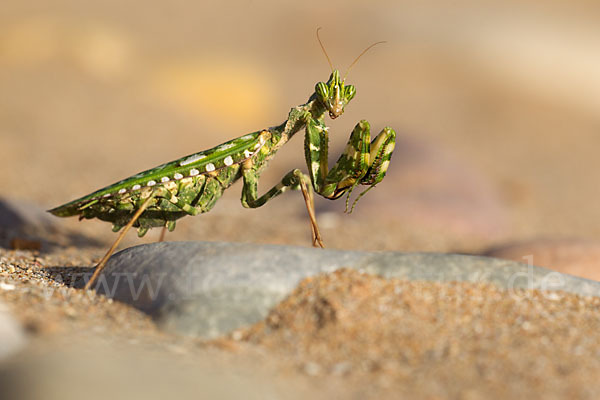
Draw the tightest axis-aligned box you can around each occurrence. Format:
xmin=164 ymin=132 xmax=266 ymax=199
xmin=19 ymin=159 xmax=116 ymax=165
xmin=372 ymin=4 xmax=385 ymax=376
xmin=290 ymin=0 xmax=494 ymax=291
xmin=1 ymin=0 xmax=600 ymax=271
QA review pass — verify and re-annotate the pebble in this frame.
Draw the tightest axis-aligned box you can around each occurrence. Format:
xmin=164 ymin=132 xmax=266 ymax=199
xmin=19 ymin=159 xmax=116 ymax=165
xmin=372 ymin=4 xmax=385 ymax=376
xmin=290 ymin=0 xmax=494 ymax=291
xmin=0 ymin=282 xmax=16 ymax=291
xmin=91 ymin=241 xmax=600 ymax=338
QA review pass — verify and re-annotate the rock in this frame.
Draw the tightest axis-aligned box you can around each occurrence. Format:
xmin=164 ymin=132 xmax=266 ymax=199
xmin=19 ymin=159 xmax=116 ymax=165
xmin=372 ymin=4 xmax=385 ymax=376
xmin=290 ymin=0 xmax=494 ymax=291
xmin=0 ymin=198 xmax=56 ymax=232
xmin=315 ymin=135 xmax=509 ymax=240
xmin=89 ymin=241 xmax=600 ymax=338
xmin=0 ymin=197 xmax=101 ymax=250
xmin=484 ymin=238 xmax=600 ymax=281
xmin=0 ymin=197 xmax=57 ymax=249
xmin=0 ymin=301 xmax=27 ymax=360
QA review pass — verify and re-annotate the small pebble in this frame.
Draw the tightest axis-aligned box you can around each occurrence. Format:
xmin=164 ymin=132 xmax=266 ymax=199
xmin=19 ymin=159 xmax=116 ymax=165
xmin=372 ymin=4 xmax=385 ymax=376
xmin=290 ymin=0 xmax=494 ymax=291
xmin=0 ymin=282 xmax=15 ymax=291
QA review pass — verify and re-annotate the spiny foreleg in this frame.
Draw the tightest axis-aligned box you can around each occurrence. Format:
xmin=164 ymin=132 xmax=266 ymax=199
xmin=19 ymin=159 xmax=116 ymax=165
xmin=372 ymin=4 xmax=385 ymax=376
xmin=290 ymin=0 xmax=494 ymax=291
xmin=347 ymin=123 xmax=395 ymax=212
xmin=304 ymin=117 xmax=395 ymax=209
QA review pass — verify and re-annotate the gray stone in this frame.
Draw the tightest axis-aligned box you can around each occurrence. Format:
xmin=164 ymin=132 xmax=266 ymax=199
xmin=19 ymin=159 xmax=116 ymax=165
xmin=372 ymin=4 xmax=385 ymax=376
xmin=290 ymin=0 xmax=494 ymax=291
xmin=0 ymin=197 xmax=58 ymax=249
xmin=0 ymin=301 xmax=26 ymax=360
xmin=0 ymin=198 xmax=57 ymax=234
xmin=92 ymin=241 xmax=600 ymax=338
xmin=0 ymin=197 xmax=101 ymax=249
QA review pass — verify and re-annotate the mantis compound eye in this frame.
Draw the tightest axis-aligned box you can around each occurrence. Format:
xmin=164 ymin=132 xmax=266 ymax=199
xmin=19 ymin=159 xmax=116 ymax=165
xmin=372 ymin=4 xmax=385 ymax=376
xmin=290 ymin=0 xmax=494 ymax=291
xmin=344 ymin=85 xmax=356 ymax=102
xmin=315 ymin=82 xmax=329 ymax=102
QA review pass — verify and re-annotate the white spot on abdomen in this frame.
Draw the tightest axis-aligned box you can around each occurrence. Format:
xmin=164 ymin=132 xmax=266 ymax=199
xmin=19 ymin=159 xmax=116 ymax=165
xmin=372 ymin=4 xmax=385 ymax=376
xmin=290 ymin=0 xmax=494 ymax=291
xmin=224 ymin=156 xmax=233 ymax=166
xmin=189 ymin=169 xmax=199 ymax=176
xmin=205 ymin=163 xmax=216 ymax=172
xmin=219 ymin=143 xmax=235 ymax=151
xmin=132 ymin=184 xmax=141 ymax=190
xmin=174 ymin=173 xmax=183 ymax=180
xmin=180 ymin=154 xmax=206 ymax=166
xmin=118 ymin=188 xmax=126 ymax=194
xmin=161 ymin=177 xmax=170 ymax=183
xmin=147 ymin=180 xmax=156 ymax=187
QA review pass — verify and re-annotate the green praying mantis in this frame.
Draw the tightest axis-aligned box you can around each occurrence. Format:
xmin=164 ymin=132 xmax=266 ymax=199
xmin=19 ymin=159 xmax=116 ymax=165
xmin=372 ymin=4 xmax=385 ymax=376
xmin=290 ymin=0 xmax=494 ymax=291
xmin=49 ymin=29 xmax=397 ymax=290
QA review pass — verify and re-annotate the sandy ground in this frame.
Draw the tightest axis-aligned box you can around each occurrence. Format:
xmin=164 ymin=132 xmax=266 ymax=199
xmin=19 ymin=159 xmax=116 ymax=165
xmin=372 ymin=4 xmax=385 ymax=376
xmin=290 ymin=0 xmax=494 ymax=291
xmin=1 ymin=0 xmax=600 ymax=398
xmin=2 ymin=256 xmax=600 ymax=399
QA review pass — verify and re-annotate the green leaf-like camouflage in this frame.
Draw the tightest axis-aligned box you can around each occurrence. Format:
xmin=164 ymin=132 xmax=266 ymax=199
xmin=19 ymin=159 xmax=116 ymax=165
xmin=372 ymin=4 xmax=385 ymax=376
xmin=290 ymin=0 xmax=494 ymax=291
xmin=49 ymin=69 xmax=396 ymax=241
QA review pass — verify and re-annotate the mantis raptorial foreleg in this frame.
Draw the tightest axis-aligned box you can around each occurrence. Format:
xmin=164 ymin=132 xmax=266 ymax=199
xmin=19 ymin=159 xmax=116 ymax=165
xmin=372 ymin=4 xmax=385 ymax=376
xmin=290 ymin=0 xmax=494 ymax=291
xmin=347 ymin=124 xmax=396 ymax=212
xmin=304 ymin=116 xmax=396 ymax=210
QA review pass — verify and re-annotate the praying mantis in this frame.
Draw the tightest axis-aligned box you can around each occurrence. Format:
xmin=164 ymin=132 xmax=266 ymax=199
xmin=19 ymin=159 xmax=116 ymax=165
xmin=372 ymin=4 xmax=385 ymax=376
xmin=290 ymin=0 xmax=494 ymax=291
xmin=49 ymin=30 xmax=396 ymax=289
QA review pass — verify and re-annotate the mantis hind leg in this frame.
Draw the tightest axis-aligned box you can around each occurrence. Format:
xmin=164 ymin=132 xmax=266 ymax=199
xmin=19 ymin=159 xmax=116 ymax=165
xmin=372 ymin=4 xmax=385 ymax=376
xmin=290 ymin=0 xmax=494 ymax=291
xmin=158 ymin=219 xmax=176 ymax=242
xmin=85 ymin=180 xmax=206 ymax=290
xmin=158 ymin=226 xmax=167 ymax=242
xmin=84 ymin=192 xmax=158 ymax=290
xmin=241 ymin=167 xmax=324 ymax=248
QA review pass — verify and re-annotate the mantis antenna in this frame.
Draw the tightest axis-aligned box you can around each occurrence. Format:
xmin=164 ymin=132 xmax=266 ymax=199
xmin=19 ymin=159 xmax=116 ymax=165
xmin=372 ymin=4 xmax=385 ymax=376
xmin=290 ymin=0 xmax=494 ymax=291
xmin=317 ymin=28 xmax=385 ymax=80
xmin=343 ymin=40 xmax=386 ymax=82
xmin=316 ymin=27 xmax=334 ymax=72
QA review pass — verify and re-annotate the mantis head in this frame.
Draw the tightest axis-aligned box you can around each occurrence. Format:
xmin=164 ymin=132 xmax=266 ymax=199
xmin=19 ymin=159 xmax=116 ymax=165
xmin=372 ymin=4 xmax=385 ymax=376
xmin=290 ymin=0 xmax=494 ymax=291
xmin=314 ymin=29 xmax=384 ymax=120
xmin=315 ymin=70 xmax=356 ymax=119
